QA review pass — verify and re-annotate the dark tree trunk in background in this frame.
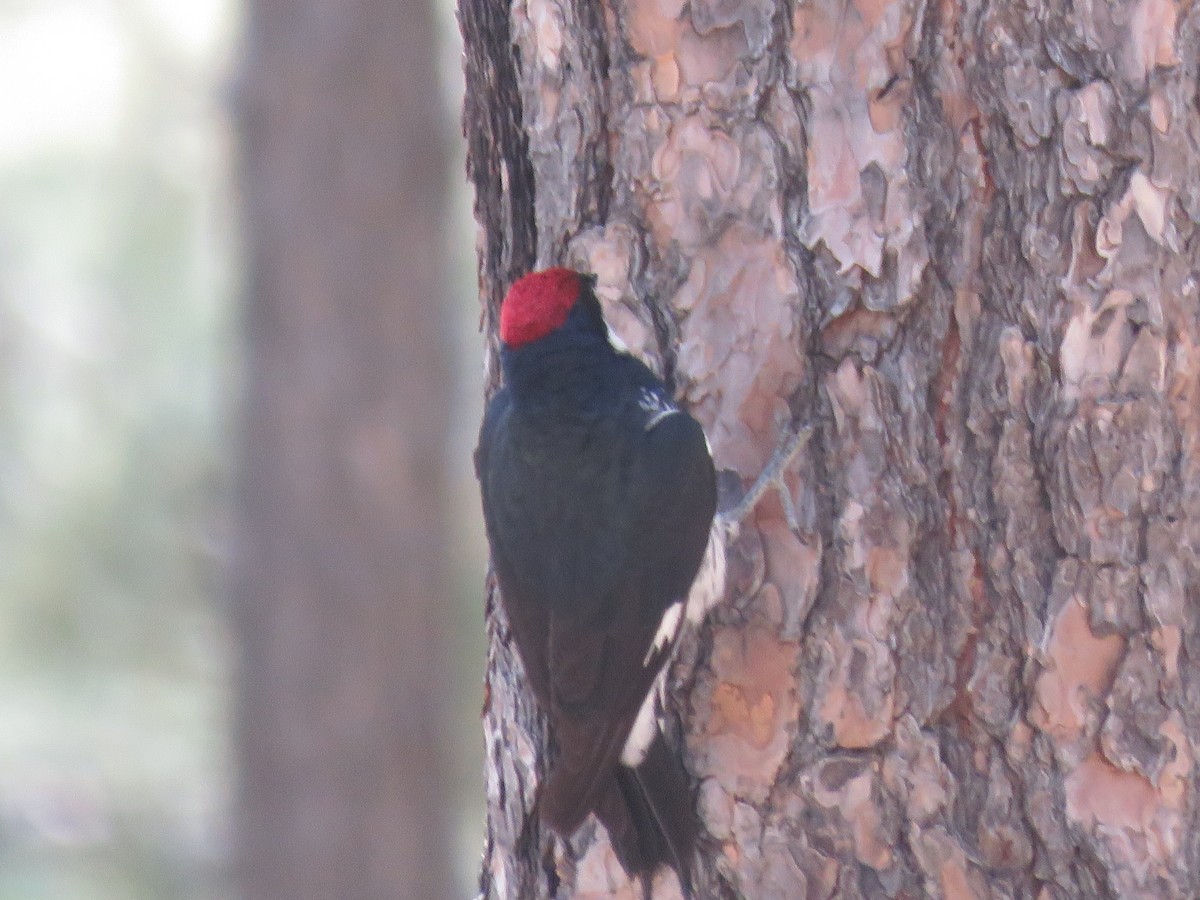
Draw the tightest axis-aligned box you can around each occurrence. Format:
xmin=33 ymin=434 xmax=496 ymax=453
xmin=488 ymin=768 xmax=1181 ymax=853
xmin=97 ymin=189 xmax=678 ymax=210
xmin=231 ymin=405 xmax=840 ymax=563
xmin=463 ymin=0 xmax=1200 ymax=896
xmin=232 ymin=1 xmax=454 ymax=898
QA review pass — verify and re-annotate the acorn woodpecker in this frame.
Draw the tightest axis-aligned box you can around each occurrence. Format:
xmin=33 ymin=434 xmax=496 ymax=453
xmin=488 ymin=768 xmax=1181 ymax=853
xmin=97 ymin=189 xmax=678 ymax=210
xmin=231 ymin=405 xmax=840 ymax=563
xmin=475 ymin=267 xmax=717 ymax=894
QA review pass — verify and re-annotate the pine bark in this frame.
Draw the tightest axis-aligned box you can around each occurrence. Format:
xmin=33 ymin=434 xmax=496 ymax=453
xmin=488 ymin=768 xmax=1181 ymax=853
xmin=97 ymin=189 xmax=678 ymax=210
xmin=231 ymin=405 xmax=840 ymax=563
xmin=232 ymin=0 xmax=455 ymax=897
xmin=463 ymin=0 xmax=1200 ymax=897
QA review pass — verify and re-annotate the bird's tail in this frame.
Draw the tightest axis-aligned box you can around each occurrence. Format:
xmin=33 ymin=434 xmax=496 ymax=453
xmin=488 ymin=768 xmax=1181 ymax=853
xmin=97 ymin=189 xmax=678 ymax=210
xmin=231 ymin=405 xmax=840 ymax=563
xmin=591 ymin=733 xmax=697 ymax=898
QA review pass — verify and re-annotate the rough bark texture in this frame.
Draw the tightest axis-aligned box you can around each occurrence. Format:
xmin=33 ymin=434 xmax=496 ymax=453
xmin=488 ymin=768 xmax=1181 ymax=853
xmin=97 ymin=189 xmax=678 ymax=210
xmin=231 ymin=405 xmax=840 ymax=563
xmin=232 ymin=1 xmax=455 ymax=898
xmin=464 ymin=0 xmax=1200 ymax=896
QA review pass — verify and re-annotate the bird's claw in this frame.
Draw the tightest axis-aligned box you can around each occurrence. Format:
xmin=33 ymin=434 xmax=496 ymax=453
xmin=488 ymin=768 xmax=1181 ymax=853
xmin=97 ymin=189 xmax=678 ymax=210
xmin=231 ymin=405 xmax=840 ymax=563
xmin=719 ymin=423 xmax=812 ymax=536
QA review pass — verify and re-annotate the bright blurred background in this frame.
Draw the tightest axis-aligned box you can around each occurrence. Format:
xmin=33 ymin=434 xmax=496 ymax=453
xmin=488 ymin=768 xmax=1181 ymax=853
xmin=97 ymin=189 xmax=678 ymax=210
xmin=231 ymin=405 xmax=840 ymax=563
xmin=0 ymin=1 xmax=483 ymax=897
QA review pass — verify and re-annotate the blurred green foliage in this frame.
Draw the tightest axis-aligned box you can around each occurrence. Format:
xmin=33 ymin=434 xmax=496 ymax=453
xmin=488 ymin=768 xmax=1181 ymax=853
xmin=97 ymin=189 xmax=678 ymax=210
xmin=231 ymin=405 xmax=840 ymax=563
xmin=0 ymin=1 xmax=236 ymax=897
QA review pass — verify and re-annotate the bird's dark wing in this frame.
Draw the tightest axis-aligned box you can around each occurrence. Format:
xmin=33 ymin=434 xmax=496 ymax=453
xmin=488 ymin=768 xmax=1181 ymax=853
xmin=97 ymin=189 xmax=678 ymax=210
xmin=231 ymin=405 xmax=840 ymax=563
xmin=540 ymin=410 xmax=716 ymax=832
xmin=477 ymin=387 xmax=555 ymax=703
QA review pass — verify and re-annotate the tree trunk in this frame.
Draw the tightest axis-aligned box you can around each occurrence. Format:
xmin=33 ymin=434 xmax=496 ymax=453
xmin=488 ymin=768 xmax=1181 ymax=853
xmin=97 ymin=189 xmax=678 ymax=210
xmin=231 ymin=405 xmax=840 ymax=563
xmin=232 ymin=1 xmax=455 ymax=898
xmin=463 ymin=0 xmax=1200 ymax=896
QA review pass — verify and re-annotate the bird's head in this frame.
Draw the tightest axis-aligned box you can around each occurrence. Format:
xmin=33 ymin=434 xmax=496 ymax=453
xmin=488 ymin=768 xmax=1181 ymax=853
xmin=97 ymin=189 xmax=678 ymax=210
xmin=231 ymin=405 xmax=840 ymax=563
xmin=500 ymin=268 xmax=604 ymax=349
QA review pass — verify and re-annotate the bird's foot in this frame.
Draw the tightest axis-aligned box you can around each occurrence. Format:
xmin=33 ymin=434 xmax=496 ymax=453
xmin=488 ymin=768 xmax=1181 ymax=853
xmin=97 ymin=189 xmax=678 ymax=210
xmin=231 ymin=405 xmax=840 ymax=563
xmin=718 ymin=420 xmax=812 ymax=537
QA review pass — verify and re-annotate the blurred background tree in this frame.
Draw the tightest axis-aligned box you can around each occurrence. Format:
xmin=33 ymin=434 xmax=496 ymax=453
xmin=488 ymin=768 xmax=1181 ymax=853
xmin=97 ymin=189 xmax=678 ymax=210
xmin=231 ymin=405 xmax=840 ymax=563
xmin=0 ymin=1 xmax=482 ymax=898
xmin=232 ymin=0 xmax=481 ymax=897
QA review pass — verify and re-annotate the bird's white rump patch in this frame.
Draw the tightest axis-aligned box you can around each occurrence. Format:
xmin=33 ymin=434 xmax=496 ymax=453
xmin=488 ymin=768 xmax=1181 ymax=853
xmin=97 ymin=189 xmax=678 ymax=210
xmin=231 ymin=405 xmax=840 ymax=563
xmin=643 ymin=601 xmax=683 ymax=667
xmin=621 ymin=668 xmax=667 ymax=767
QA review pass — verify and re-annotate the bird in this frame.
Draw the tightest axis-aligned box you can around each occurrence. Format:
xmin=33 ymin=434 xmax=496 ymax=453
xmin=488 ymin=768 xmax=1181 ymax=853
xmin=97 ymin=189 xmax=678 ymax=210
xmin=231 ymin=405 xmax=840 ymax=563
xmin=475 ymin=267 xmax=717 ymax=896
